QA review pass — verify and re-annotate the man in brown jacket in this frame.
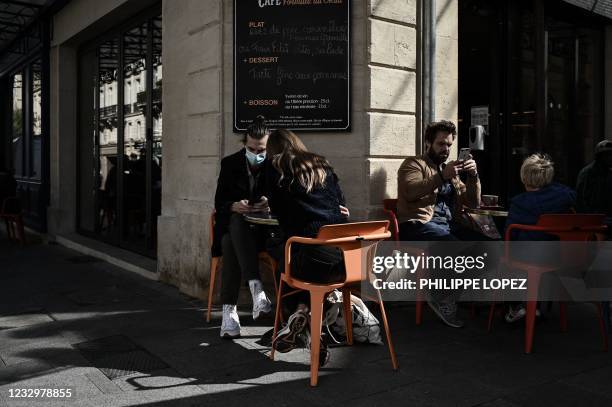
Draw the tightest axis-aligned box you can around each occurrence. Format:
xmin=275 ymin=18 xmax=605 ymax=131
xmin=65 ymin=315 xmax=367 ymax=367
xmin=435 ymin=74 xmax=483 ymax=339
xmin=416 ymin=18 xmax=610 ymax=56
xmin=397 ymin=120 xmax=484 ymax=327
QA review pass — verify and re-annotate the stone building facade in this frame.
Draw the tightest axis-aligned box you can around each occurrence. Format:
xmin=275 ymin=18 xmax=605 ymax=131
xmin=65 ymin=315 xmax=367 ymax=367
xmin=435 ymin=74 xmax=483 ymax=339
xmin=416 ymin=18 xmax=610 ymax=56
xmin=43 ymin=0 xmax=458 ymax=298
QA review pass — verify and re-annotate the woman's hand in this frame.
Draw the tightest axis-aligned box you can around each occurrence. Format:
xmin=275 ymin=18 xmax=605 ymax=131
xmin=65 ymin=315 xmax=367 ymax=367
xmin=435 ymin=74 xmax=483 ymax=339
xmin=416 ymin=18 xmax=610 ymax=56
xmin=231 ymin=199 xmax=252 ymax=214
xmin=339 ymin=205 xmax=350 ymax=218
xmin=252 ymin=196 xmax=270 ymax=213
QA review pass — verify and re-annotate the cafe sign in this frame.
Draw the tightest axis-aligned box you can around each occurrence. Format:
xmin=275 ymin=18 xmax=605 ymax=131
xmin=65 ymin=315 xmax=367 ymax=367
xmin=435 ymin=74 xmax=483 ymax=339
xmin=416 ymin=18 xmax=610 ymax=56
xmin=234 ymin=0 xmax=351 ymax=131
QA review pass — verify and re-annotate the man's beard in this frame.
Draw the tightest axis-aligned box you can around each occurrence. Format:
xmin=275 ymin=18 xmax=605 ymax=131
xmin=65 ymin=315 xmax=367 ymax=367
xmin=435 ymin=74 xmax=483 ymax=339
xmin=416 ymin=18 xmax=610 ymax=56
xmin=427 ymin=146 xmax=449 ymax=165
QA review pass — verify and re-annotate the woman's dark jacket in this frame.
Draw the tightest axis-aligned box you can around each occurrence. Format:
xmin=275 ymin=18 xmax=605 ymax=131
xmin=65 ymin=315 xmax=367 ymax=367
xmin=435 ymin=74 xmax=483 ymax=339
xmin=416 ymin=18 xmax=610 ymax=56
xmin=263 ymin=162 xmax=347 ymax=240
xmin=212 ymin=148 xmax=262 ymax=256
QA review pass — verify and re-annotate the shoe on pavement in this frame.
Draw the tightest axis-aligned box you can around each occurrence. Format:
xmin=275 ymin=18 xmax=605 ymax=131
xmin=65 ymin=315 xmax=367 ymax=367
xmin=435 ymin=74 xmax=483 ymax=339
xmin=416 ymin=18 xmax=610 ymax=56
xmin=505 ymin=304 xmax=541 ymax=323
xmin=220 ymin=304 xmax=241 ymax=339
xmin=505 ymin=304 xmax=526 ymax=323
xmin=427 ymin=300 xmax=464 ymax=328
xmin=249 ymin=279 xmax=272 ymax=320
xmin=273 ymin=310 xmax=308 ymax=353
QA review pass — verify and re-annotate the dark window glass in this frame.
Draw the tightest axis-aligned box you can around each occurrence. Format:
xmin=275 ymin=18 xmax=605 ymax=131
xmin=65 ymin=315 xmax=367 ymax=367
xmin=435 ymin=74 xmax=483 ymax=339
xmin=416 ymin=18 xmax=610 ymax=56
xmin=98 ymin=38 xmax=120 ymax=237
xmin=77 ymin=12 xmax=162 ymax=258
xmin=122 ymin=22 xmax=148 ymax=251
xmin=31 ymin=60 xmax=42 ymax=179
xmin=12 ymin=73 xmax=23 ymax=176
xmin=151 ymin=15 xmax=162 ymax=250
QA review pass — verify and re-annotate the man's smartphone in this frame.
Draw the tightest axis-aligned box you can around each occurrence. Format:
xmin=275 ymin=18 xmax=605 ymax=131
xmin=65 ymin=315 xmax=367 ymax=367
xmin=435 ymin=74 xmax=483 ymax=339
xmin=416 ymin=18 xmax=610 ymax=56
xmin=458 ymin=148 xmax=471 ymax=162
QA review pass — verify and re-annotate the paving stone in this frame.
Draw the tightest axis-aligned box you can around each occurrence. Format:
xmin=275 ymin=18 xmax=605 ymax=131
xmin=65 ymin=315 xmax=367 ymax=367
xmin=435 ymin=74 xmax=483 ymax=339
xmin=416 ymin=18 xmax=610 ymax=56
xmin=85 ymin=370 xmax=123 ymax=394
xmin=558 ymin=365 xmax=612 ymax=397
xmin=111 ymin=368 xmax=196 ymax=392
xmin=0 ymin=360 xmax=54 ymax=386
xmin=0 ymin=340 xmax=82 ymax=367
xmin=504 ymin=381 xmax=612 ymax=407
xmin=4 ymin=237 xmax=612 ymax=405
xmin=0 ymin=366 xmax=103 ymax=400
xmin=161 ymin=339 xmax=267 ymax=377
xmin=0 ymin=314 xmax=54 ymax=330
xmin=475 ymin=399 xmax=523 ymax=407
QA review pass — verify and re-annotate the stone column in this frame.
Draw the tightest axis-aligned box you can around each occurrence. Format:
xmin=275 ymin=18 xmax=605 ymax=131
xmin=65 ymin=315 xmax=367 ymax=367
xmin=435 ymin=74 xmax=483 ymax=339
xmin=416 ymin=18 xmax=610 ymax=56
xmin=366 ymin=0 xmax=418 ymax=217
xmin=48 ymin=45 xmax=78 ymax=235
xmin=158 ymin=0 xmax=223 ymax=298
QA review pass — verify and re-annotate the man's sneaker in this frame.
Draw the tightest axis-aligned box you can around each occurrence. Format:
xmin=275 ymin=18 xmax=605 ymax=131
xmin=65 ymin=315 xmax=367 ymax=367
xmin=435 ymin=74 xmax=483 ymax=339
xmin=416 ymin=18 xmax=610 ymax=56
xmin=427 ymin=300 xmax=464 ymax=328
xmin=272 ymin=310 xmax=308 ymax=353
xmin=505 ymin=304 xmax=541 ymax=323
xmin=249 ymin=280 xmax=272 ymax=320
xmin=505 ymin=304 xmax=526 ymax=323
xmin=220 ymin=304 xmax=241 ymax=339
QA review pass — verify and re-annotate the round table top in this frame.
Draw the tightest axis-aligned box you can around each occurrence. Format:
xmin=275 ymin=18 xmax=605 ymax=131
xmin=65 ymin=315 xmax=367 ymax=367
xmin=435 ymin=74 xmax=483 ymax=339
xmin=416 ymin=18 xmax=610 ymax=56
xmin=243 ymin=213 xmax=280 ymax=226
xmin=467 ymin=207 xmax=509 ymax=217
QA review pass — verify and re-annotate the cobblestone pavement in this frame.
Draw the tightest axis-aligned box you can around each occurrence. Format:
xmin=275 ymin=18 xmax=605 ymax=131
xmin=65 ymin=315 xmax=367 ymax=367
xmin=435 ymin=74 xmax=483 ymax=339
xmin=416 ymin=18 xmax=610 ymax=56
xmin=1 ymin=234 xmax=612 ymax=407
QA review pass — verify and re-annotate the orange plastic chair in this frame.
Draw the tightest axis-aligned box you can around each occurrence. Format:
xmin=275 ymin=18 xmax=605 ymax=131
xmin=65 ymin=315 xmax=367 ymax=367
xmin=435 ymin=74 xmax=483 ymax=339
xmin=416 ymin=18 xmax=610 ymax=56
xmin=382 ymin=199 xmax=399 ymax=242
xmin=270 ymin=221 xmax=398 ymax=387
xmin=206 ymin=211 xmax=278 ymax=323
xmin=489 ymin=214 xmax=608 ymax=353
xmin=0 ymin=197 xmax=25 ymax=246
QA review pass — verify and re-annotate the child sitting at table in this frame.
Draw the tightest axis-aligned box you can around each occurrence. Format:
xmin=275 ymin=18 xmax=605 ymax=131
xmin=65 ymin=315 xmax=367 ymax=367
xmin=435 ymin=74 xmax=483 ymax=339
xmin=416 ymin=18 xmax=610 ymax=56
xmin=504 ymin=153 xmax=576 ymax=322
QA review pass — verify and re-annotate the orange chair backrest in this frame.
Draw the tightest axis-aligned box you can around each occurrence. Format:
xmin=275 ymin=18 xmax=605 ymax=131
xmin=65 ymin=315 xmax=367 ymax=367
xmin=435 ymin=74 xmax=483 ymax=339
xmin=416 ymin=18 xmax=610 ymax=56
xmin=316 ymin=221 xmax=390 ymax=284
xmin=536 ymin=214 xmax=607 ymax=241
xmin=316 ymin=221 xmax=389 ymax=240
xmin=382 ymin=199 xmax=400 ymax=241
xmin=383 ymin=199 xmax=398 ymax=214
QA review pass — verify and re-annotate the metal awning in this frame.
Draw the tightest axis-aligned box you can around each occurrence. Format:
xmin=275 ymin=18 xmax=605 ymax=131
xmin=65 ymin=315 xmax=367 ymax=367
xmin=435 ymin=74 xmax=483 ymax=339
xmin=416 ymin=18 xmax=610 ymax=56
xmin=562 ymin=0 xmax=612 ymax=19
xmin=0 ymin=0 xmax=61 ymax=74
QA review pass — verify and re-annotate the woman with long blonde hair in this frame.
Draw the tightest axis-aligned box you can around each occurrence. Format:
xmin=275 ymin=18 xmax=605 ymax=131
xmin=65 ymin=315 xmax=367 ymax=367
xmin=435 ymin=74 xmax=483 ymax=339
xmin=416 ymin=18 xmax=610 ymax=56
xmin=264 ymin=129 xmax=349 ymax=365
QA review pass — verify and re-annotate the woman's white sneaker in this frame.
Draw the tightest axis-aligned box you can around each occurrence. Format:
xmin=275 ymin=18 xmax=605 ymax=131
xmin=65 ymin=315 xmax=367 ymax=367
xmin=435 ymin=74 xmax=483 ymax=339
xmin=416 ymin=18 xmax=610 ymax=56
xmin=249 ymin=279 xmax=272 ymax=320
xmin=252 ymin=293 xmax=272 ymax=320
xmin=220 ymin=304 xmax=241 ymax=339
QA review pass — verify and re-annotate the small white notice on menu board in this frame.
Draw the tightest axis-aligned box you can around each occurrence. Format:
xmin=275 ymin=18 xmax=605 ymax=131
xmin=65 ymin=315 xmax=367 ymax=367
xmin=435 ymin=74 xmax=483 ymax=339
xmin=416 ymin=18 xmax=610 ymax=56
xmin=471 ymin=106 xmax=489 ymax=127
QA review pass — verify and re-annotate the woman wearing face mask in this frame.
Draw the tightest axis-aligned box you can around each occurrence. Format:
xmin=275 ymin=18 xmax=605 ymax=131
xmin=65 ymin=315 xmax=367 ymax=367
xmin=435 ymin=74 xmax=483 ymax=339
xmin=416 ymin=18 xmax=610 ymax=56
xmin=213 ymin=116 xmax=273 ymax=338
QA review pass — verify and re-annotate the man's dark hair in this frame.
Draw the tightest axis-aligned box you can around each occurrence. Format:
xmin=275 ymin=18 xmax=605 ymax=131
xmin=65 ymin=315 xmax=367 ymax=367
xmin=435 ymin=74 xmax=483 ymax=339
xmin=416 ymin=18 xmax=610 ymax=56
xmin=424 ymin=120 xmax=457 ymax=144
xmin=243 ymin=115 xmax=270 ymax=142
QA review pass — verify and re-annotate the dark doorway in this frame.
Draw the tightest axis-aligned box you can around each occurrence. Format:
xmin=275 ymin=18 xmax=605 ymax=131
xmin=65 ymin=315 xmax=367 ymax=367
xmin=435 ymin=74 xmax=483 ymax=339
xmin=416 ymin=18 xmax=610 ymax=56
xmin=77 ymin=11 xmax=162 ymax=258
xmin=459 ymin=0 xmax=605 ymax=206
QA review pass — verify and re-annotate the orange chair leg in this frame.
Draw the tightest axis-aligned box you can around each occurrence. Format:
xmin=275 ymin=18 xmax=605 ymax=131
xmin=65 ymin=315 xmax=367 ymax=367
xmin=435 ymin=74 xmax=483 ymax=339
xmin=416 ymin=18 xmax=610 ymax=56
xmin=559 ymin=302 xmax=568 ymax=332
xmin=308 ymin=290 xmax=326 ymax=387
xmin=525 ymin=300 xmax=538 ymax=354
xmin=270 ymin=280 xmax=284 ymax=361
xmin=206 ymin=257 xmax=220 ymax=323
xmin=17 ymin=218 xmax=25 ymax=246
xmin=342 ymin=288 xmax=353 ymax=345
xmin=415 ymin=300 xmax=423 ymax=326
xmin=377 ymin=290 xmax=399 ymax=370
xmin=7 ymin=219 xmax=14 ymax=241
xmin=487 ymin=303 xmax=496 ymax=332
xmin=596 ymin=303 xmax=609 ymax=352
xmin=524 ymin=273 xmax=541 ymax=353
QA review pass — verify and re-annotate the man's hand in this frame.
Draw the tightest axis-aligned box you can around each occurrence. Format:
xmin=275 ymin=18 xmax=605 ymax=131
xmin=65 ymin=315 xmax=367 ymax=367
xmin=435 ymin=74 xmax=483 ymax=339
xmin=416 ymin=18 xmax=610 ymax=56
xmin=460 ymin=157 xmax=478 ymax=177
xmin=441 ymin=161 xmax=462 ymax=180
xmin=251 ymin=196 xmax=270 ymax=213
xmin=339 ymin=205 xmax=350 ymax=218
xmin=231 ymin=199 xmax=252 ymax=214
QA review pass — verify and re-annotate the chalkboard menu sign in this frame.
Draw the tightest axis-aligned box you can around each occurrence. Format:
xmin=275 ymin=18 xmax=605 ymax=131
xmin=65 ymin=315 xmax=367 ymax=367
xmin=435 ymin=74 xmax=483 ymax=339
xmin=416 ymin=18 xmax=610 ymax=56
xmin=234 ymin=0 xmax=350 ymax=132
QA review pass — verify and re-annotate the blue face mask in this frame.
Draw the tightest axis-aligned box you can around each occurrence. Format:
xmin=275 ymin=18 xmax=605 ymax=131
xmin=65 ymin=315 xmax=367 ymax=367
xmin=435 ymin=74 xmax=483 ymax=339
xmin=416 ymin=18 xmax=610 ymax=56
xmin=246 ymin=149 xmax=266 ymax=167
